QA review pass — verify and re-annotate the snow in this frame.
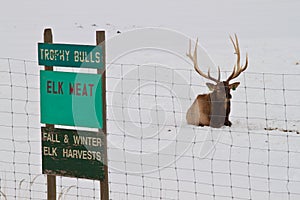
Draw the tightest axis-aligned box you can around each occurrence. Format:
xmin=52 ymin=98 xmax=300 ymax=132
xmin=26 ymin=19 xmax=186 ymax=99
xmin=0 ymin=0 xmax=300 ymax=199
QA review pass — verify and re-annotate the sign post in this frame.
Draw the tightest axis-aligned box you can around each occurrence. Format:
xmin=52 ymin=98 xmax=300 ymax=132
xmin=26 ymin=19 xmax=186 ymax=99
xmin=96 ymin=31 xmax=109 ymax=200
xmin=39 ymin=28 xmax=108 ymax=199
xmin=43 ymin=28 xmax=56 ymax=200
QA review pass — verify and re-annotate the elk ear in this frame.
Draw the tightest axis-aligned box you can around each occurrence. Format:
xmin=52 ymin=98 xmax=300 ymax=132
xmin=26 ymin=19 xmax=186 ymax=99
xmin=206 ymin=83 xmax=216 ymax=91
xmin=229 ymin=82 xmax=240 ymax=91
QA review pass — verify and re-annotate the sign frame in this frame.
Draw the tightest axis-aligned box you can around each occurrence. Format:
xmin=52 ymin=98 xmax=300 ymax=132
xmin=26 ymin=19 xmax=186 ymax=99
xmin=39 ymin=28 xmax=109 ymax=200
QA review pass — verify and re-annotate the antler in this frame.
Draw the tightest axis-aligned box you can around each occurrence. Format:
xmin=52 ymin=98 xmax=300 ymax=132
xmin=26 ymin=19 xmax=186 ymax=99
xmin=226 ymin=34 xmax=248 ymax=82
xmin=187 ymin=38 xmax=220 ymax=83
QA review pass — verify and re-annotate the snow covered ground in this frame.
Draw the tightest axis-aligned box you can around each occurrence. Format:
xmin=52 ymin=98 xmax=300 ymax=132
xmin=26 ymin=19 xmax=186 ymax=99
xmin=0 ymin=0 xmax=300 ymax=199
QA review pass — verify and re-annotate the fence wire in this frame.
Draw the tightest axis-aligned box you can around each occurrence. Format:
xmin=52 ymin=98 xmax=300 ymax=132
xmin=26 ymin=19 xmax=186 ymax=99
xmin=0 ymin=58 xmax=300 ymax=200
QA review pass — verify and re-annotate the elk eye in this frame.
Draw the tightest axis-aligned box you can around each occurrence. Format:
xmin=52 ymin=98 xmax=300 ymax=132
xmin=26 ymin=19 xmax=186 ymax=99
xmin=232 ymin=87 xmax=236 ymax=91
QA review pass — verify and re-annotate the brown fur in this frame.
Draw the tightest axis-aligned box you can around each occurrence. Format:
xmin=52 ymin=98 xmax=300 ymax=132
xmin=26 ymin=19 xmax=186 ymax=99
xmin=186 ymin=94 xmax=211 ymax=126
xmin=186 ymin=82 xmax=234 ymax=128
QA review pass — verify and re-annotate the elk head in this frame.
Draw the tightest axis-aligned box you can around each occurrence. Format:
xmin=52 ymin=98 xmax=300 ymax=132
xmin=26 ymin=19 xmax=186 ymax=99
xmin=186 ymin=34 xmax=248 ymax=128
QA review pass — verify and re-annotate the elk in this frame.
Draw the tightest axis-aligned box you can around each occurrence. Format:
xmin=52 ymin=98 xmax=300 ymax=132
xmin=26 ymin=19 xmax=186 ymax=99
xmin=186 ymin=34 xmax=248 ymax=128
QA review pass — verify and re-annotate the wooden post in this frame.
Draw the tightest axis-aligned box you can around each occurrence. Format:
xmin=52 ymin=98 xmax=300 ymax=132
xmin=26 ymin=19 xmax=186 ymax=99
xmin=43 ymin=28 xmax=56 ymax=200
xmin=96 ymin=31 xmax=109 ymax=200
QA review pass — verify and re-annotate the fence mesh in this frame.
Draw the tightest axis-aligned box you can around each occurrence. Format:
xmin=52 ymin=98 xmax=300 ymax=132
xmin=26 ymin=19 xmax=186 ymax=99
xmin=0 ymin=57 xmax=300 ymax=199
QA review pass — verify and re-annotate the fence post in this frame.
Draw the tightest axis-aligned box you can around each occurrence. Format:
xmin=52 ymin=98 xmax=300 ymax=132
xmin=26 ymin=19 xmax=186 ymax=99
xmin=96 ymin=31 xmax=109 ymax=200
xmin=43 ymin=28 xmax=56 ymax=200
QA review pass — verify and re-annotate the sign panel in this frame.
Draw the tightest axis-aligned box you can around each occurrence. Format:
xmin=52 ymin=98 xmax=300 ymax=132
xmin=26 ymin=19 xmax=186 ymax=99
xmin=40 ymin=70 xmax=103 ymax=128
xmin=38 ymin=43 xmax=104 ymax=69
xmin=42 ymin=127 xmax=105 ymax=180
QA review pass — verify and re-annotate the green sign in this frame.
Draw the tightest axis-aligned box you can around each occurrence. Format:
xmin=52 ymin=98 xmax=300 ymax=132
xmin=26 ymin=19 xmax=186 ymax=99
xmin=38 ymin=43 xmax=104 ymax=69
xmin=40 ymin=70 xmax=103 ymax=128
xmin=42 ymin=127 xmax=105 ymax=180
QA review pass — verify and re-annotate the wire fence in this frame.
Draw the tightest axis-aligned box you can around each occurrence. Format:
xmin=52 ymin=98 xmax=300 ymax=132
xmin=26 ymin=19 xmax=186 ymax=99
xmin=0 ymin=57 xmax=300 ymax=199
